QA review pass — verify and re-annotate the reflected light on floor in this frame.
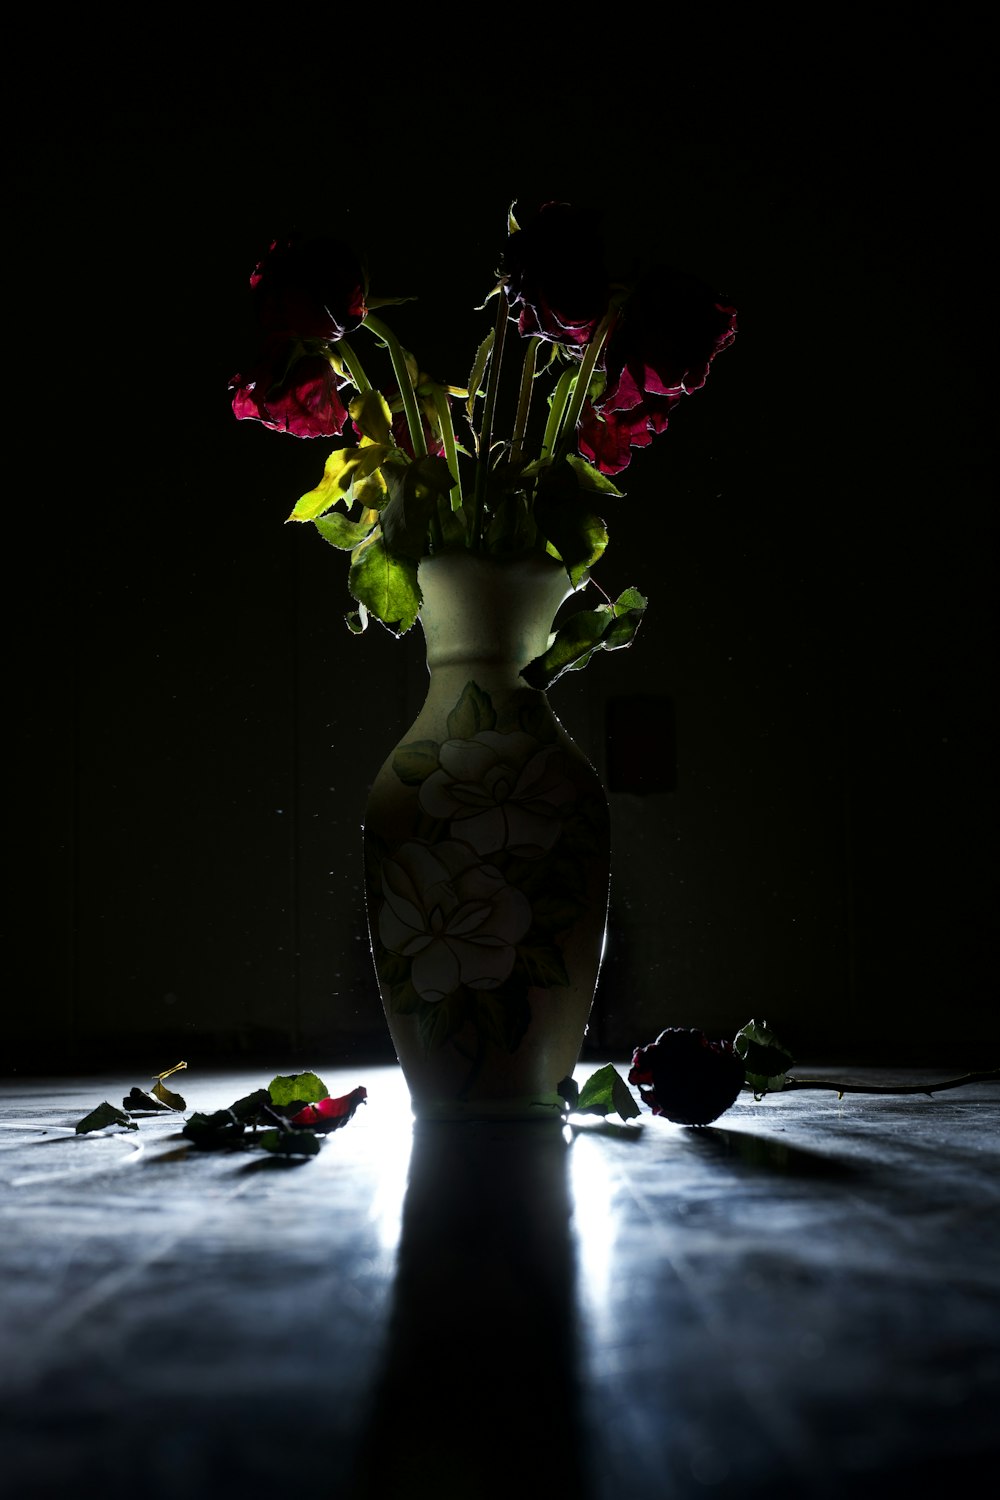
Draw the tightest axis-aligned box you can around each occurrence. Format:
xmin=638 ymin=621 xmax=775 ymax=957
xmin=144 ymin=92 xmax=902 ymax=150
xmin=568 ymin=1128 xmax=619 ymax=1333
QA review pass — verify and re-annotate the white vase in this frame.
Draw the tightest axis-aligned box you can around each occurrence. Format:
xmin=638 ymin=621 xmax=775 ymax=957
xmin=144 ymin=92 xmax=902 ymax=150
xmin=363 ymin=551 xmax=611 ymax=1121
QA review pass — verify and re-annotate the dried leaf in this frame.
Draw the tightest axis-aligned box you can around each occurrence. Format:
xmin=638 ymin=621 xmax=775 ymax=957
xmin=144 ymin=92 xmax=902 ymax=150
xmin=76 ymin=1101 xmax=138 ymax=1134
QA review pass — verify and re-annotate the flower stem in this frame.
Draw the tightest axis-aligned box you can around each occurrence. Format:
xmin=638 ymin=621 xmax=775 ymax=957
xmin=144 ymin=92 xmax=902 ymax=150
xmin=509 ymin=336 xmax=540 ymax=464
xmin=769 ymin=1067 xmax=1000 ymax=1097
xmin=471 ymin=289 xmax=510 ymax=549
xmin=540 ymin=366 xmax=576 ymax=461
xmin=362 ymin=314 xmax=427 ymax=458
xmin=552 ymin=309 xmax=616 ymax=463
xmin=430 ymin=381 xmax=463 ymax=513
xmin=335 ymin=338 xmax=373 ymax=395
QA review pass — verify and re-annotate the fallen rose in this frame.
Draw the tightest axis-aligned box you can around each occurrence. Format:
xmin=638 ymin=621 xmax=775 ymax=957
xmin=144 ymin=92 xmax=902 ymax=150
xmin=628 ymin=1027 xmax=746 ymax=1125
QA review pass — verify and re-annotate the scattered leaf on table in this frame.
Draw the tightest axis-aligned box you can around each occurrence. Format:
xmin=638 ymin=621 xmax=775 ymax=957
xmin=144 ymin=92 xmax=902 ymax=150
xmin=574 ymin=1064 xmax=641 ymax=1121
xmin=557 ymin=1076 xmax=580 ymax=1111
xmin=268 ymin=1072 xmax=330 ymax=1108
xmin=123 ymin=1086 xmax=173 ymax=1113
xmin=151 ymin=1079 xmax=187 ymax=1110
xmin=181 ymin=1108 xmax=247 ymax=1150
xmin=76 ymin=1101 xmax=139 ymax=1134
xmin=257 ymin=1128 xmax=322 ymax=1157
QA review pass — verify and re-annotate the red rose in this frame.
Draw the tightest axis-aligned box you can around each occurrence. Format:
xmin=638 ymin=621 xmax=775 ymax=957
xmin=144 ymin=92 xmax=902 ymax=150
xmin=248 ymin=235 xmax=368 ymax=342
xmin=501 ymin=201 xmax=611 ymax=348
xmin=628 ymin=1027 xmax=745 ymax=1125
xmin=230 ymin=343 xmax=352 ymax=438
xmin=581 ymin=268 xmax=737 ymax=474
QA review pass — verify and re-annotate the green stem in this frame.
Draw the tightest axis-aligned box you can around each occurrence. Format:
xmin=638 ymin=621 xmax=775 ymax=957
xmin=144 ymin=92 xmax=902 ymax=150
xmin=471 ymin=289 xmax=510 ymax=550
xmin=552 ymin=308 xmax=616 ymax=463
xmin=540 ymin=366 xmax=576 ymax=462
xmin=430 ymin=381 xmax=463 ymax=513
xmin=335 ymin=338 xmax=372 ymax=394
xmin=362 ymin=313 xmax=427 ymax=458
xmin=773 ymin=1067 xmax=1000 ymax=1096
xmin=509 ymin=335 xmax=540 ymax=463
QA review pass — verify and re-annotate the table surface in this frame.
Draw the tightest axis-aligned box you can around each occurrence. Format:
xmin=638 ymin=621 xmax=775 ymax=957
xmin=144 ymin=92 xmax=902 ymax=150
xmin=1 ymin=1061 xmax=998 ymax=1499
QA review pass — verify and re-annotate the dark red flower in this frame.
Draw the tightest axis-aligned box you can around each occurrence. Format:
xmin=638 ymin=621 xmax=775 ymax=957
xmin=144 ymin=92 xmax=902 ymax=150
xmin=389 ymin=394 xmax=446 ymax=459
xmin=628 ymin=1028 xmax=745 ymax=1125
xmin=230 ymin=342 xmax=352 ymax=438
xmin=578 ymin=388 xmax=680 ymax=474
xmin=580 ymin=268 xmax=737 ymax=475
xmin=501 ymin=201 xmax=611 ymax=348
xmin=248 ymin=235 xmax=368 ymax=342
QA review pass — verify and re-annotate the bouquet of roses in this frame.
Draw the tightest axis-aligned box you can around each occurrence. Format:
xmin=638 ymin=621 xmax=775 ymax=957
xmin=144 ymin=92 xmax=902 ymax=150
xmin=230 ymin=201 xmax=737 ymax=689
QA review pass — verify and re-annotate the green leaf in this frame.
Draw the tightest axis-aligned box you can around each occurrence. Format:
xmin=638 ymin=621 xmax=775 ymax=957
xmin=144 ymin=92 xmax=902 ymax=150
xmin=574 ymin=1064 xmax=641 ymax=1122
xmin=229 ymin=1088 xmax=272 ymax=1121
xmin=392 ymin=739 xmax=441 ymax=786
xmin=557 ymin=1076 xmax=580 ymax=1111
xmin=349 ymin=533 xmax=421 ymax=634
xmin=349 ymin=388 xmax=394 ymax=445
xmin=314 ymin=510 xmax=379 ymax=551
xmin=564 ymin=452 xmax=625 ymax=497
xmin=268 ymin=1072 xmax=329 ymax=1108
xmin=257 ymin=1128 xmax=322 ymax=1157
xmin=288 ymin=444 xmax=390 ymax=522
xmin=733 ymin=1019 xmax=796 ymax=1096
xmin=446 ymin=682 xmax=496 ymax=739
xmin=533 ymin=463 xmax=609 ymax=586
xmin=378 ymin=456 xmax=457 ymax=561
xmin=521 ymin=588 xmax=647 ymax=690
xmin=123 ymin=1086 xmax=173 ymax=1113
xmin=75 ymin=1101 xmax=138 ymax=1134
xmin=182 ymin=1108 xmax=247 ymax=1150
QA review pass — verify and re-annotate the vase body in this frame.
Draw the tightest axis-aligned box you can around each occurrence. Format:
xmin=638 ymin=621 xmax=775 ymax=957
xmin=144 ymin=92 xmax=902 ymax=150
xmin=363 ymin=552 xmax=611 ymax=1121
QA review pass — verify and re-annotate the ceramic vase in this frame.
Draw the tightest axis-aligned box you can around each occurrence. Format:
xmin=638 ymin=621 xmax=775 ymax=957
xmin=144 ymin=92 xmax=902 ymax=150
xmin=363 ymin=551 xmax=611 ymax=1121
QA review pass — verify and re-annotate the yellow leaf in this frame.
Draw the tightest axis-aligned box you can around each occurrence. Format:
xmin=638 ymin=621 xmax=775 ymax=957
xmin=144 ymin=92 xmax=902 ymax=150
xmin=288 ymin=445 xmax=390 ymax=522
xmin=349 ymin=389 xmax=393 ymax=446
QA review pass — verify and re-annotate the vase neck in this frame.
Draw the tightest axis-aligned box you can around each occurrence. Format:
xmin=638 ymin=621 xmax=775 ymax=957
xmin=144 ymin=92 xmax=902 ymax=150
xmin=417 ymin=551 xmax=574 ymax=690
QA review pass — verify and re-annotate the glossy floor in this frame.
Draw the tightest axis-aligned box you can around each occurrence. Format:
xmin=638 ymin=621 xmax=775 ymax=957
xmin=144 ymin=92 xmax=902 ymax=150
xmin=1 ymin=1063 xmax=997 ymax=1498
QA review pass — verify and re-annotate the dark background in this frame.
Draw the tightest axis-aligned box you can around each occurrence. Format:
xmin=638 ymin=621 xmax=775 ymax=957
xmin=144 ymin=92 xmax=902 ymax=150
xmin=8 ymin=23 xmax=994 ymax=1072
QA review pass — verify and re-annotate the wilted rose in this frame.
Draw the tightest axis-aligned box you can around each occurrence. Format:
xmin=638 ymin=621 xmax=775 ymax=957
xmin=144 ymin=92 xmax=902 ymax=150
xmin=230 ymin=343 xmax=353 ymax=438
xmin=628 ymin=1027 xmax=746 ymax=1125
xmin=580 ymin=268 xmax=737 ymax=475
xmin=248 ymin=235 xmax=368 ymax=342
xmin=501 ymin=201 xmax=611 ymax=348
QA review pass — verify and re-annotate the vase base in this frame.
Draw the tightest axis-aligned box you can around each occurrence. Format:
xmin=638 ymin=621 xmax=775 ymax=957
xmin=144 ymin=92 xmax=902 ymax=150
xmin=408 ymin=1091 xmax=568 ymax=1124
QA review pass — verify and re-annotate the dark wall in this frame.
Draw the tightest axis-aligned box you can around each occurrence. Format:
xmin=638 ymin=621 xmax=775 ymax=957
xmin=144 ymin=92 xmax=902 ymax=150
xmin=9 ymin=27 xmax=994 ymax=1072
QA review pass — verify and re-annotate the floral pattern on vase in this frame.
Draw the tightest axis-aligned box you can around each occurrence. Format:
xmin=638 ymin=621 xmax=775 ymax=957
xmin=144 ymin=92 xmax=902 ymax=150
xmin=366 ymin=680 xmax=609 ymax=1072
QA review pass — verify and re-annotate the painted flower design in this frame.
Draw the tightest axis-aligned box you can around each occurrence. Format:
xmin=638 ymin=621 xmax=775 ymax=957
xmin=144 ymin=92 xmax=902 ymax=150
xmin=419 ymin=732 xmax=575 ymax=856
xmin=378 ymin=840 xmax=532 ymax=1004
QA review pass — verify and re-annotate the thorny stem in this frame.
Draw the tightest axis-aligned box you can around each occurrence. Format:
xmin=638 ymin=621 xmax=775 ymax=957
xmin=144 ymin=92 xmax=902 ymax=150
xmin=362 ymin=314 xmax=427 ymax=458
xmin=763 ymin=1067 xmax=1000 ymax=1098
